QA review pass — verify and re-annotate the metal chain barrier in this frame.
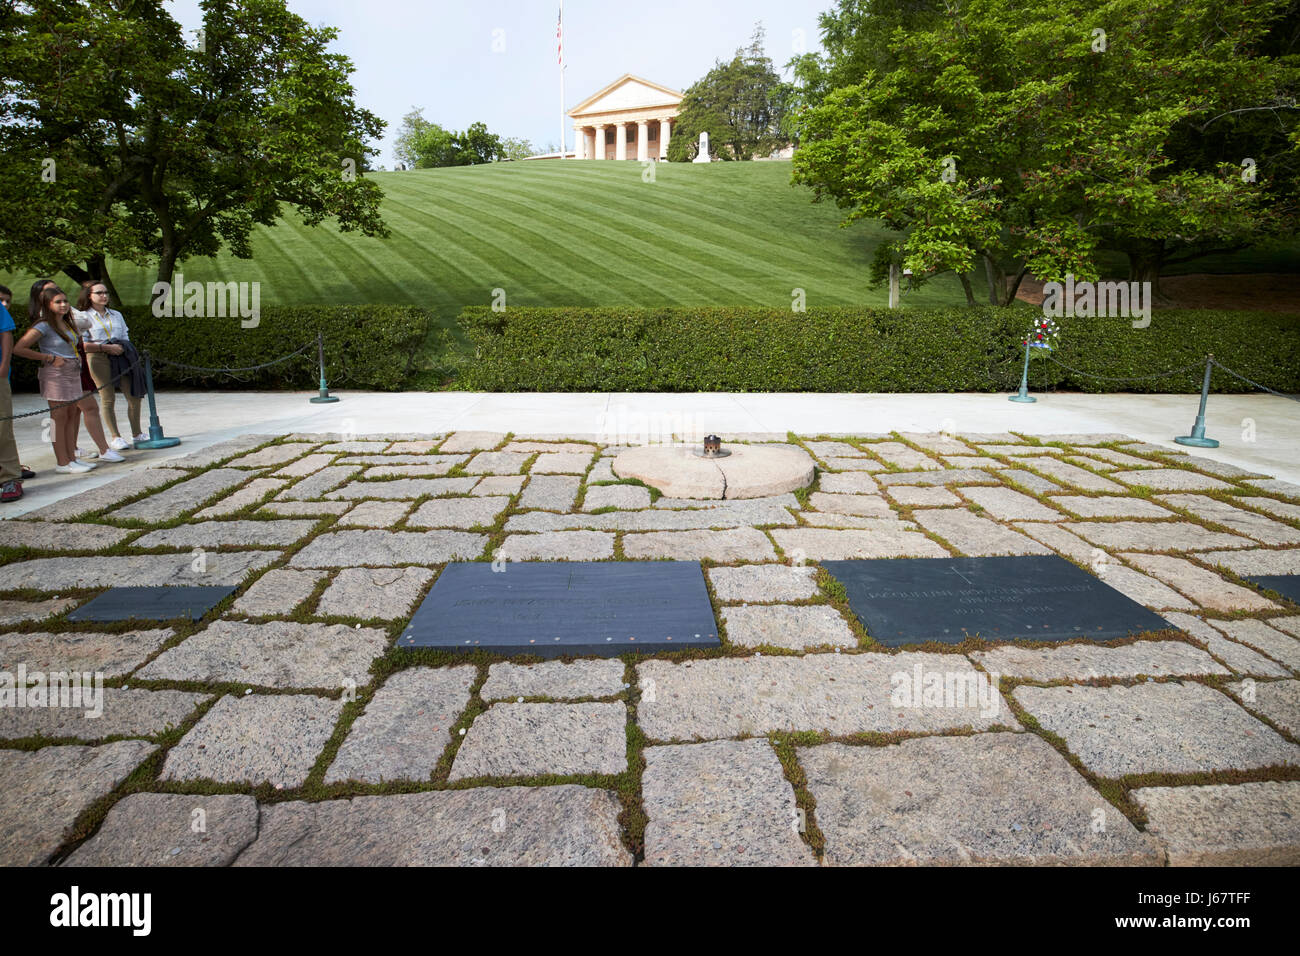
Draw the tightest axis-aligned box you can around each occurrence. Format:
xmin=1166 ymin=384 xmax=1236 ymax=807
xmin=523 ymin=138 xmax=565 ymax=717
xmin=1043 ymin=354 xmax=1205 ymax=383
xmin=147 ymin=340 xmax=316 ymax=376
xmin=1208 ymin=358 xmax=1300 ymax=404
xmin=0 ymin=351 xmax=145 ymax=423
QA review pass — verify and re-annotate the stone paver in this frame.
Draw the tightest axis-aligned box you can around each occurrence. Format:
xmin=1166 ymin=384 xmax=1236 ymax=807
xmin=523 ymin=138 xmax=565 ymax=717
xmin=870 ymin=442 xmax=942 ymax=471
xmin=958 ymin=485 xmax=1063 ymax=521
xmin=504 ymin=442 xmax=596 ymax=455
xmin=336 ymin=500 xmax=413 ymax=527
xmin=449 ymin=702 xmax=627 ymax=780
xmin=481 ymin=660 xmax=627 ymax=701
xmin=1133 ymin=783 xmax=1300 ymax=866
xmin=885 ymin=486 xmax=960 ymax=507
xmin=325 ymin=666 xmax=477 ymax=784
xmin=325 ymin=477 xmax=477 ymax=500
xmin=232 ymin=786 xmax=629 ymax=866
xmin=978 ymin=444 xmax=1060 ymax=457
xmin=193 ymin=477 xmax=289 ymax=518
xmin=1052 ymin=496 xmax=1173 ymax=518
xmin=153 ymin=435 xmax=269 ymax=469
xmin=135 ymin=620 xmax=388 ymax=689
xmin=1231 ymin=679 xmax=1300 ymax=737
xmin=133 ymin=519 xmax=316 ymax=549
xmin=472 ymin=475 xmax=526 ymax=497
xmin=1063 ymin=520 xmax=1252 ymax=553
xmin=162 ymin=693 xmax=342 ymax=788
xmin=969 ymin=640 xmax=1227 ymax=681
xmin=316 ymin=567 xmax=434 ymax=620
xmin=1001 ymin=469 xmax=1062 ymax=494
xmin=1019 ymin=457 xmax=1124 ymax=492
xmin=363 ymin=462 xmax=463 ymax=479
xmin=901 ymin=433 xmax=974 ymax=455
xmin=582 ymin=484 xmax=652 ymax=510
xmin=465 ymin=452 xmax=532 ymax=475
xmin=822 ymin=458 xmax=887 ymax=472
xmin=1245 ymin=478 xmax=1300 ymax=497
xmin=804 ymin=734 xmax=1158 ymax=865
xmin=532 ymin=452 xmax=593 ymax=474
xmin=1096 ymin=565 xmax=1196 ymax=610
xmin=817 ymin=472 xmax=880 ymax=494
xmin=289 ymin=530 xmax=485 ymax=567
xmin=1200 ymin=548 xmax=1300 ymax=576
xmin=0 ymin=598 xmax=77 ymax=625
xmin=637 ymin=653 xmax=1009 ymax=740
xmin=1273 ymin=617 xmax=1300 ymax=638
xmin=805 ymin=441 xmax=866 ymax=458
xmin=439 ymin=431 xmax=506 ymax=453
xmin=708 ymin=565 xmax=818 ymax=603
xmin=407 ymin=497 xmax=509 ymax=529
xmin=943 ymin=456 xmax=1007 ymax=469
xmin=1162 ymin=612 xmax=1292 ymax=678
xmin=258 ymin=500 xmax=350 ymax=517
xmin=65 ymin=793 xmax=260 ymax=867
xmin=913 ymin=509 xmax=1050 ymax=556
xmin=643 ymin=739 xmax=815 ymax=866
xmin=1068 ymin=448 xmax=1156 ymax=469
xmin=1111 ymin=468 xmax=1231 ymax=491
xmin=586 ymin=459 xmax=616 ymax=483
xmin=0 ymin=521 xmax=134 ymax=551
xmin=1180 ymin=458 xmax=1268 ymax=480
xmin=1204 ymin=619 xmax=1300 ymax=671
xmin=622 ymin=528 xmax=776 ymax=562
xmin=771 ymin=527 xmax=948 ymax=560
xmin=230 ymin=569 xmax=326 ymax=616
xmin=1156 ymin=494 xmax=1300 ymax=545
xmin=227 ymin=443 xmax=317 ymax=468
xmin=111 ymin=468 xmax=255 ymax=521
xmin=1012 ymin=682 xmax=1300 ymax=777
xmin=0 ymin=551 xmax=278 ymax=590
xmin=272 ymin=453 xmax=336 ymax=478
xmin=0 ymin=741 xmax=157 ymax=866
xmin=518 ymin=475 xmax=581 ymax=511
xmin=809 ymin=492 xmax=892 ymax=517
xmin=1119 ymin=553 xmax=1279 ymax=612
xmin=507 ymin=500 xmax=795 ymax=532
xmin=318 ymin=441 xmax=391 ymax=454
xmin=0 ymin=628 xmax=173 ymax=678
xmin=722 ymin=604 xmax=856 ymax=650
xmin=276 ymin=465 xmax=361 ymax=499
xmin=874 ymin=468 xmax=1000 ymax=487
xmin=387 ymin=440 xmax=442 ymax=454
xmin=802 ymin=513 xmax=916 ymax=531
xmin=494 ymin=531 xmax=614 ymax=562
xmin=17 ymin=468 xmax=188 ymax=521
xmin=0 ymin=687 xmax=209 ymax=741
xmin=1236 ymin=496 xmax=1300 ymax=521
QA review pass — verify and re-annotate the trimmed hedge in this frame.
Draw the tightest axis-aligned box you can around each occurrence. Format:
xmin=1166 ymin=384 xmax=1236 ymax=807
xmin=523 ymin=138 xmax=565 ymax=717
xmin=10 ymin=305 xmax=432 ymax=393
xmin=457 ymin=306 xmax=1300 ymax=394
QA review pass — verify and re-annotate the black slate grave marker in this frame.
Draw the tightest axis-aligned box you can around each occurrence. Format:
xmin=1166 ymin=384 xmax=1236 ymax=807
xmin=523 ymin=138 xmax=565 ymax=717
xmin=821 ymin=555 xmax=1173 ymax=646
xmin=401 ymin=561 xmax=719 ymax=657
xmin=67 ymin=585 xmax=237 ymax=622
xmin=1244 ymin=575 xmax=1300 ymax=606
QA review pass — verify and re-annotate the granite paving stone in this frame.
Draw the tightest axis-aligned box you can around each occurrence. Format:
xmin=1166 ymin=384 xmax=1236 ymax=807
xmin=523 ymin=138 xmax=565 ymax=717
xmin=957 ymin=432 xmax=1022 ymax=442
xmin=503 ymin=442 xmax=597 ymax=454
xmin=227 ymin=443 xmax=318 ymax=468
xmin=913 ymin=509 xmax=1050 ymax=556
xmin=0 ymin=687 xmax=210 ymax=741
xmin=623 ymin=528 xmax=777 ymax=562
xmin=407 ymin=497 xmax=510 ymax=530
xmin=506 ymin=502 xmax=795 ymax=532
xmin=0 ymin=521 xmax=134 ymax=551
xmin=276 ymin=465 xmax=361 ymax=499
xmin=708 ymin=565 xmax=819 ymax=603
xmin=257 ymin=501 xmax=350 ymax=517
xmin=1245 ymin=479 xmax=1300 ymax=497
xmin=151 ymin=435 xmax=268 ymax=469
xmin=586 ymin=459 xmax=616 ymax=483
xmin=518 ymin=475 xmax=581 ymax=511
xmin=653 ymin=493 xmax=800 ymax=510
xmin=0 ymin=741 xmax=157 ymax=866
xmin=869 ymin=442 xmax=943 ymax=471
xmin=1234 ymin=496 xmax=1300 ymax=522
xmin=803 ymin=734 xmax=1158 ymax=866
xmin=0 ymin=551 xmax=279 ymax=590
xmin=817 ymin=472 xmax=880 ymax=494
xmin=386 ymin=441 xmax=442 ymax=454
xmin=135 ymin=620 xmax=388 ymax=689
xmin=1064 ymin=521 xmax=1251 ymax=552
xmin=885 ymin=486 xmax=961 ymax=507
xmin=363 ymin=463 xmax=463 ymax=478
xmin=978 ymin=444 xmax=1061 ymax=456
xmin=272 ymin=454 xmax=337 ymax=478
xmin=820 ymin=457 xmax=887 ymax=471
xmin=16 ymin=468 xmax=189 ymax=521
xmin=874 ymin=468 xmax=1001 ymax=488
xmin=1161 ymin=612 xmax=1293 ymax=678
xmin=337 ymin=500 xmax=413 ymax=527
xmin=1052 ymin=496 xmax=1172 ymax=519
xmin=480 ymin=660 xmax=627 ymax=701
xmin=111 ymin=468 xmax=256 ymax=521
xmin=316 ymin=567 xmax=434 ymax=620
xmin=1118 ymin=442 xmax=1187 ymax=456
xmin=1001 ymin=469 xmax=1063 ymax=494
xmin=325 ymin=666 xmax=476 ymax=784
xmin=439 ymin=431 xmax=507 ymax=453
xmin=1119 ymin=553 xmax=1279 ymax=612
xmin=449 ymin=701 xmax=627 ymax=780
xmin=64 ymin=793 xmax=260 ymax=867
xmin=900 ymin=433 xmax=974 ymax=455
xmin=942 ymin=456 xmax=1008 ymax=469
xmin=0 ymin=628 xmax=173 ymax=678
xmin=289 ymin=530 xmax=485 ymax=567
xmin=1019 ymin=458 xmax=1124 ymax=492
xmin=1199 ymin=548 xmax=1300 ymax=576
xmin=637 ymin=653 xmax=1009 ymax=741
xmin=162 ymin=693 xmax=342 ymax=788
xmin=341 ymin=455 xmax=464 ymax=466
xmin=231 ymin=786 xmax=630 ymax=866
xmin=1230 ymin=679 xmax=1300 ymax=737
xmin=318 ymin=441 xmax=391 ymax=454
xmin=1179 ymin=459 xmax=1268 ymax=480
xmin=805 ymin=441 xmax=867 ymax=458
xmin=801 ymin=514 xmax=917 ymax=530
xmin=531 ymin=452 xmax=594 ymax=474
xmin=1133 ymin=782 xmax=1300 ymax=866
xmin=1272 ymin=617 xmax=1300 ymax=638
xmin=193 ymin=478 xmax=289 ymax=518
xmin=1037 ymin=433 xmax=1135 ymax=444
xmin=722 ymin=604 xmax=856 ymax=650
xmin=1012 ymin=682 xmax=1300 ymax=777
xmin=808 ymin=492 xmax=893 ymax=516
xmin=325 ymin=477 xmax=477 ymax=500
xmin=472 ymin=475 xmax=526 ymax=497
xmin=770 ymin=527 xmax=949 ymax=560
xmin=230 ymin=569 xmax=326 ymax=616
xmin=642 ymin=739 xmax=815 ymax=866
xmin=1067 ymin=448 xmax=1157 ymax=468
xmin=494 ymin=531 xmax=614 ymax=561
xmin=0 ymin=598 xmax=78 ymax=625
xmin=133 ymin=519 xmax=317 ymax=549
xmin=970 ymin=641 xmax=1228 ymax=681
xmin=465 ymin=452 xmax=532 ymax=475
xmin=1008 ymin=521 xmax=1097 ymax=565
xmin=958 ymin=486 xmax=1063 ymax=521
xmin=1155 ymin=494 xmax=1300 ymax=545
xmin=1111 ymin=468 xmax=1232 ymax=491
xmin=582 ymin=484 xmax=652 ymax=510
xmin=1203 ymin=619 xmax=1300 ymax=671
xmin=1095 ymin=565 xmax=1197 ymax=610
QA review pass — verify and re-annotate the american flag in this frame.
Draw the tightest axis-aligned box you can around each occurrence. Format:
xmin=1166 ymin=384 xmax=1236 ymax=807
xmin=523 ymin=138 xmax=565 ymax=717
xmin=557 ymin=4 xmax=563 ymax=66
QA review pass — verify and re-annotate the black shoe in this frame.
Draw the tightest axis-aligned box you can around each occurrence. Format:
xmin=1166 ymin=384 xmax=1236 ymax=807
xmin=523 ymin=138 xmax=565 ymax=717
xmin=19 ymin=466 xmax=34 ymax=480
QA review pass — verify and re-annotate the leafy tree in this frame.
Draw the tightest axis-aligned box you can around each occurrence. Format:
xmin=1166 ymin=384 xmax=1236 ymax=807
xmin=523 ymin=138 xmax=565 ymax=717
xmin=395 ymin=111 xmax=504 ymax=167
xmin=499 ymin=136 xmax=536 ymax=162
xmin=0 ymin=0 xmax=388 ymax=301
xmin=668 ymin=23 xmax=794 ymax=162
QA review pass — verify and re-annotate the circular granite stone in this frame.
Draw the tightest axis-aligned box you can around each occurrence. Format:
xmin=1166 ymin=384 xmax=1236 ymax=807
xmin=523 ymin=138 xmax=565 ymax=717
xmin=612 ymin=444 xmax=815 ymax=500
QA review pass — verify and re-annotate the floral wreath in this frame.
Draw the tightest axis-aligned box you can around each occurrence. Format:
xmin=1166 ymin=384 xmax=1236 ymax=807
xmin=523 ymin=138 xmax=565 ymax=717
xmin=1025 ymin=316 xmax=1060 ymax=350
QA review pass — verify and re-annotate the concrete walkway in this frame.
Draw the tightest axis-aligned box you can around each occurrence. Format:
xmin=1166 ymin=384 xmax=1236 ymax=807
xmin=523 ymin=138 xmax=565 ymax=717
xmin=5 ymin=389 xmax=1299 ymax=519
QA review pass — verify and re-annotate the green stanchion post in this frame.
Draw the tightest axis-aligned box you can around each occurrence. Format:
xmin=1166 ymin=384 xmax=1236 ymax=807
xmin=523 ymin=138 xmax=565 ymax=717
xmin=1175 ymin=354 xmax=1219 ymax=448
xmin=310 ymin=332 xmax=339 ymax=404
xmin=134 ymin=353 xmax=181 ymax=449
xmin=1009 ymin=337 xmax=1037 ymax=403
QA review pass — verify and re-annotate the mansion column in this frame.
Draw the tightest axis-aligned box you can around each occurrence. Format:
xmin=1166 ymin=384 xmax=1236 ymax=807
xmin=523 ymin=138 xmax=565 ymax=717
xmin=615 ymin=122 xmax=628 ymax=161
xmin=659 ymin=118 xmax=671 ymax=159
xmin=573 ymin=127 xmax=586 ymax=160
xmin=594 ymin=125 xmax=607 ymax=160
xmin=636 ymin=120 xmax=649 ymax=161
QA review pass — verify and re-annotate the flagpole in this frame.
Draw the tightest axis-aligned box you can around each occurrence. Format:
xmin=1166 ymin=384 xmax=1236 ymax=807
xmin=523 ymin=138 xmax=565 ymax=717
xmin=559 ymin=0 xmax=566 ymax=159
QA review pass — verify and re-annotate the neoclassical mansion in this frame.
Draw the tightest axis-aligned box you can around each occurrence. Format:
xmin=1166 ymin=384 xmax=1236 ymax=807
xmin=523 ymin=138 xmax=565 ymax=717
xmin=568 ymin=74 xmax=682 ymax=160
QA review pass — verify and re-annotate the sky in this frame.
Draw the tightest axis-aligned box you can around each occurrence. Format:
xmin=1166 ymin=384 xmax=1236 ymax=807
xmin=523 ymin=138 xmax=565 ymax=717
xmin=162 ymin=0 xmax=834 ymax=166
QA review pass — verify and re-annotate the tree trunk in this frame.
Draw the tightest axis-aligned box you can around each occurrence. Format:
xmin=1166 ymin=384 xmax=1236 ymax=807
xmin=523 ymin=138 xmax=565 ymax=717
xmin=1126 ymin=249 xmax=1170 ymax=305
xmin=958 ymin=272 xmax=977 ymax=307
xmin=982 ymin=254 xmax=1007 ymax=306
xmin=154 ymin=247 xmax=179 ymax=313
xmin=63 ymin=256 xmax=124 ymax=309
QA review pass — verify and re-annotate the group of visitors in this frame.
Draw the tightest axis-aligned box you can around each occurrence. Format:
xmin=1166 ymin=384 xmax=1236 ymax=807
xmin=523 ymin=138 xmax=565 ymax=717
xmin=0 ymin=279 xmax=146 ymax=504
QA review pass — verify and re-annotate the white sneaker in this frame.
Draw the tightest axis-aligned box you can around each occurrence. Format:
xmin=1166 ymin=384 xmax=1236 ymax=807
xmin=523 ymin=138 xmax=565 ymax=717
xmin=99 ymin=449 xmax=126 ymax=463
xmin=109 ymin=437 xmax=131 ymax=451
xmin=134 ymin=432 xmax=149 ymax=443
xmin=74 ymin=458 xmax=98 ymax=470
xmin=77 ymin=447 xmax=98 ymax=460
xmin=56 ymin=461 xmax=93 ymax=474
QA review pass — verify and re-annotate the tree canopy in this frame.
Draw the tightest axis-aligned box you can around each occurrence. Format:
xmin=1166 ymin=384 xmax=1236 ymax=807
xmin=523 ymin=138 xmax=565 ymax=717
xmin=393 ymin=110 xmax=505 ymax=168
